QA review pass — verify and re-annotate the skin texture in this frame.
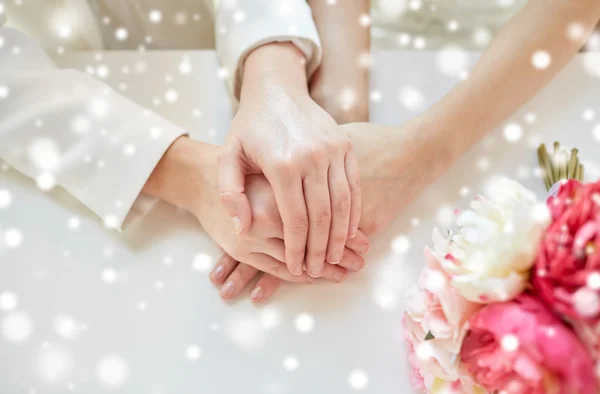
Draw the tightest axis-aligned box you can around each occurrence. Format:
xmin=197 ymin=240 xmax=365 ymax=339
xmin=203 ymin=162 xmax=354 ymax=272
xmin=308 ymin=0 xmax=371 ymax=123
xmin=217 ymin=42 xmax=363 ymax=279
xmin=142 ymin=136 xmax=370 ymax=292
xmin=213 ymin=0 xmax=600 ymax=303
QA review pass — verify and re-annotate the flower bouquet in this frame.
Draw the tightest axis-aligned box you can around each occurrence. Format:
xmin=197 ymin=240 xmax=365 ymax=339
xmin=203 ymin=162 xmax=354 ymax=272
xmin=403 ymin=143 xmax=600 ymax=394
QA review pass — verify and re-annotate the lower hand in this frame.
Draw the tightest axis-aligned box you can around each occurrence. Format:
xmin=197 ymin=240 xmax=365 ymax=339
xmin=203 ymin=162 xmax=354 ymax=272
xmin=218 ymin=42 xmax=364 ymax=279
xmin=213 ymin=121 xmax=428 ymax=302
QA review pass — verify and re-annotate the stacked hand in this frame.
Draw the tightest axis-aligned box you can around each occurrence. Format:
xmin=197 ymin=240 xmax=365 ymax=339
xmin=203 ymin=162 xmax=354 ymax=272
xmin=212 ymin=121 xmax=428 ymax=302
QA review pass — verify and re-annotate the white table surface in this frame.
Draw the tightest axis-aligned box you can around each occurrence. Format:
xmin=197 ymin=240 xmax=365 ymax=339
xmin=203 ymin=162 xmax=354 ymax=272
xmin=0 ymin=50 xmax=599 ymax=394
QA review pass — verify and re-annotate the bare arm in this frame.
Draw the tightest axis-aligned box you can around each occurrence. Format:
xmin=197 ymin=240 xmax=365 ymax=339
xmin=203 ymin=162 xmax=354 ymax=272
xmin=416 ymin=0 xmax=600 ymax=179
xmin=308 ymin=0 xmax=371 ymax=123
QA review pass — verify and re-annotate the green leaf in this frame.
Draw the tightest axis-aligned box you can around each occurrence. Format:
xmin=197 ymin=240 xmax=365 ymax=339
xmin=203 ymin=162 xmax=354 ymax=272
xmin=424 ymin=332 xmax=435 ymax=341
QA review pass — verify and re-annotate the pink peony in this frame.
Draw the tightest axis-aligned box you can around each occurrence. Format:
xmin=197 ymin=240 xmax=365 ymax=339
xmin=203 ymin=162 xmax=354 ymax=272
xmin=403 ymin=248 xmax=482 ymax=393
xmin=460 ymin=294 xmax=597 ymax=394
xmin=534 ymin=180 xmax=600 ymax=364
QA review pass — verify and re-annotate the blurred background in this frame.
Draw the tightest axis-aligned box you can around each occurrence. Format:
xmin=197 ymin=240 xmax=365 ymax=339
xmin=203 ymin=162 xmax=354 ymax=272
xmin=371 ymin=0 xmax=526 ymax=50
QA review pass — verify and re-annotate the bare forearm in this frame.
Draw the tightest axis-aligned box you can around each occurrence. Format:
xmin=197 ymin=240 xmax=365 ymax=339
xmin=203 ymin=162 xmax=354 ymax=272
xmin=143 ymin=137 xmax=217 ymax=215
xmin=308 ymin=0 xmax=371 ymax=122
xmin=421 ymin=0 xmax=600 ymax=174
xmin=241 ymin=42 xmax=309 ymax=99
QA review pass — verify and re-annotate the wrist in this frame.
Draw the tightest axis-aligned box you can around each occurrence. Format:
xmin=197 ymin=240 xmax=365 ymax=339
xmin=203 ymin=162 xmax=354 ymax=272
xmin=241 ymin=42 xmax=309 ymax=99
xmin=143 ymin=137 xmax=217 ymax=214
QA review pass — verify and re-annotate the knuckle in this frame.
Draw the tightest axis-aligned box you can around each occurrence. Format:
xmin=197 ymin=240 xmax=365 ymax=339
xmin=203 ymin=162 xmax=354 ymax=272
xmin=329 ymin=234 xmax=348 ymax=246
xmin=289 ymin=247 xmax=307 ymax=257
xmin=289 ymin=215 xmax=309 ymax=233
xmin=338 ymin=139 xmax=352 ymax=153
xmin=272 ymin=158 xmax=296 ymax=174
xmin=268 ymin=263 xmax=284 ymax=275
xmin=348 ymin=178 xmax=361 ymax=193
xmin=333 ymin=195 xmax=351 ymax=214
xmin=309 ymin=249 xmax=327 ymax=261
xmin=314 ymin=209 xmax=332 ymax=227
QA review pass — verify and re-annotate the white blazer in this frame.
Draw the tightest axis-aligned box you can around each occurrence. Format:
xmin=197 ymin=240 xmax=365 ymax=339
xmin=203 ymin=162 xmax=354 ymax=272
xmin=0 ymin=0 xmax=322 ymax=230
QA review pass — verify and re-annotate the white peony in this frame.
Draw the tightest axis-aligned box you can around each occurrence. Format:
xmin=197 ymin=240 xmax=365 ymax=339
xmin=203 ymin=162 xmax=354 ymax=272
xmin=431 ymin=178 xmax=550 ymax=303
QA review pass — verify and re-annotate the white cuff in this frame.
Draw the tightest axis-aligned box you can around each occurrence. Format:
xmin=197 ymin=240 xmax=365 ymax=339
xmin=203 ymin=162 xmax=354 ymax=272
xmin=215 ymin=0 xmax=322 ymax=99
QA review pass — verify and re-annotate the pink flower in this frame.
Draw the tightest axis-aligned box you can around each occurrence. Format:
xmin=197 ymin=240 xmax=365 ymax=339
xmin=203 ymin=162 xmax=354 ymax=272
xmin=460 ymin=294 xmax=597 ymax=394
xmin=403 ymin=248 xmax=482 ymax=392
xmin=534 ymin=180 xmax=600 ymax=362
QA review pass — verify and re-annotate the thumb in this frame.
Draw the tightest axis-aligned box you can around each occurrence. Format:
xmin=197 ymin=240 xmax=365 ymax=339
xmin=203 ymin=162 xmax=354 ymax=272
xmin=217 ymin=141 xmax=252 ymax=236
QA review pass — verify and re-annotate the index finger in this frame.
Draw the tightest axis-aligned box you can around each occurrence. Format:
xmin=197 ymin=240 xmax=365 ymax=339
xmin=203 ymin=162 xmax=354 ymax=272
xmin=267 ymin=173 xmax=309 ymax=276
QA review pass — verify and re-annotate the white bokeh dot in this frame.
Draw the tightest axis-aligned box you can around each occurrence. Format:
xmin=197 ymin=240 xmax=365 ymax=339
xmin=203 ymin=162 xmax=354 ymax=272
xmin=583 ymin=109 xmax=595 ymax=121
xmin=593 ymin=124 xmax=600 ymax=142
xmin=185 ymin=345 xmax=201 ymax=360
xmin=501 ymin=334 xmax=519 ymax=352
xmin=192 ymin=253 xmax=212 ymax=272
xmin=0 ymin=85 xmax=9 ymax=99
xmin=28 ymin=138 xmax=60 ymax=171
xmin=524 ymin=113 xmax=537 ymax=124
xmin=36 ymin=172 xmax=56 ymax=191
xmin=123 ymin=144 xmax=136 ymax=156
xmin=294 ymin=313 xmax=315 ymax=333
xmin=436 ymin=205 xmax=455 ymax=227
xmin=165 ymin=89 xmax=179 ymax=102
xmin=0 ymin=292 xmax=18 ymax=311
xmin=227 ymin=315 xmax=265 ymax=350
xmin=283 ymin=356 xmax=299 ymax=371
xmin=148 ymin=9 xmax=162 ymax=23
xmin=503 ymin=123 xmax=523 ymax=143
xmin=4 ymin=228 xmax=23 ymax=248
xmin=391 ymin=235 xmax=411 ymax=254
xmin=373 ymin=286 xmax=398 ymax=310
xmin=179 ymin=60 xmax=192 ymax=74
xmin=36 ymin=345 xmax=73 ymax=383
xmin=114 ymin=27 xmax=128 ymax=41
xmin=101 ymin=268 xmax=117 ymax=284
xmin=532 ymin=51 xmax=551 ymax=70
xmin=573 ymin=287 xmax=600 ymax=317
xmin=567 ymin=22 xmax=585 ymax=41
xmin=232 ymin=10 xmax=246 ymax=23
xmin=0 ymin=189 xmax=12 ymax=209
xmin=349 ymin=369 xmax=369 ymax=390
xmin=437 ymin=46 xmax=467 ymax=77
xmin=587 ymin=272 xmax=600 ymax=290
xmin=96 ymin=355 xmax=129 ymax=388
xmin=399 ymin=86 xmax=424 ymax=111
xmin=53 ymin=314 xmax=80 ymax=340
xmin=358 ymin=14 xmax=371 ymax=27
xmin=259 ymin=307 xmax=280 ymax=330
xmin=67 ymin=217 xmax=80 ymax=230
xmin=2 ymin=311 xmax=33 ymax=342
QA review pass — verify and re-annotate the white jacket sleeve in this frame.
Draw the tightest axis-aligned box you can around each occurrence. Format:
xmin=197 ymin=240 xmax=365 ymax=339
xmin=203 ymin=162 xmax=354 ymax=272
xmin=0 ymin=24 xmax=187 ymax=231
xmin=214 ymin=0 xmax=322 ymax=98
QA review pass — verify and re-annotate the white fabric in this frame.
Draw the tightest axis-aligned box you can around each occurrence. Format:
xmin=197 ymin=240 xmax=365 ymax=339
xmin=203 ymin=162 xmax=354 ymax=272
xmin=0 ymin=0 xmax=322 ymax=230
xmin=214 ymin=0 xmax=322 ymax=98
xmin=0 ymin=25 xmax=187 ymax=231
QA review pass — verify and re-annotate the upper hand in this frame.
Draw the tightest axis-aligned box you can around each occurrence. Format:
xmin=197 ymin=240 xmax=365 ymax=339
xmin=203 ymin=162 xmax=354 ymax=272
xmin=217 ymin=42 xmax=364 ymax=279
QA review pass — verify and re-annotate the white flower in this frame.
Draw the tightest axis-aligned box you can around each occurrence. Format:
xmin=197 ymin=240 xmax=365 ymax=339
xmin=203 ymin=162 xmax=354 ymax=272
xmin=432 ymin=178 xmax=549 ymax=303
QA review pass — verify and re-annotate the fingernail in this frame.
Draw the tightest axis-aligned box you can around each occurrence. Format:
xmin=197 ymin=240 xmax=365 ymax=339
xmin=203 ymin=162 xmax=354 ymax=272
xmin=232 ymin=217 xmax=243 ymax=235
xmin=352 ymin=260 xmax=364 ymax=271
xmin=333 ymin=271 xmax=347 ymax=283
xmin=292 ymin=266 xmax=303 ymax=276
xmin=220 ymin=280 xmax=235 ymax=297
xmin=349 ymin=232 xmax=357 ymax=239
xmin=250 ymin=286 xmax=264 ymax=301
xmin=211 ymin=265 xmax=224 ymax=280
xmin=359 ymin=243 xmax=370 ymax=254
xmin=308 ymin=268 xmax=321 ymax=278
